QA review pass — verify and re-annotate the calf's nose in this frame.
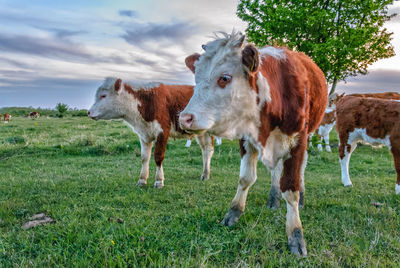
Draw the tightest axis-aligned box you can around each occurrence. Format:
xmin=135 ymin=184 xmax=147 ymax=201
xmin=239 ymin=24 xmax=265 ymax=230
xmin=179 ymin=113 xmax=194 ymax=129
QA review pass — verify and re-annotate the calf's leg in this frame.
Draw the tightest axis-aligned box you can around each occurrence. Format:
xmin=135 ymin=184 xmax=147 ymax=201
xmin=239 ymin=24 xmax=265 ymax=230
xmin=323 ymin=134 xmax=331 ymax=152
xmin=339 ymin=141 xmax=357 ymax=187
xmin=154 ymin=132 xmax=168 ymax=188
xmin=222 ymin=139 xmax=258 ymax=226
xmin=137 ymin=139 xmax=153 ymax=186
xmin=299 ymin=151 xmax=308 ymax=209
xmin=195 ymin=133 xmax=214 ymax=181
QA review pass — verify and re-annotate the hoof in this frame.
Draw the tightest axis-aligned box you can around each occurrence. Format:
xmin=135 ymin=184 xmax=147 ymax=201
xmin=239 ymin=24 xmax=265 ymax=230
xmin=221 ymin=208 xmax=243 ymax=227
xmin=200 ymin=174 xmax=210 ymax=181
xmin=136 ymin=180 xmax=147 ymax=187
xmin=267 ymin=186 xmax=281 ymax=209
xmin=288 ymin=228 xmax=307 ymax=257
xmin=343 ymin=183 xmax=353 ymax=187
xmin=326 ymin=146 xmax=332 ymax=153
xmin=299 ymin=191 xmax=304 ymax=209
xmin=154 ymin=181 xmax=164 ymax=188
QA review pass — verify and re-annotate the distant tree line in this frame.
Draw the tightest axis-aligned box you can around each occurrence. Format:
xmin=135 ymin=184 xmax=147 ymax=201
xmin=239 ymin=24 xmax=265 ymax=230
xmin=0 ymin=103 xmax=88 ymax=118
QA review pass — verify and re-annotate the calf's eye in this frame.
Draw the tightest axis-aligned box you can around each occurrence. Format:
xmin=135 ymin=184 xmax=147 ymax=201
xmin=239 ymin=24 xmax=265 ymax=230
xmin=217 ymin=74 xmax=232 ymax=88
xmin=100 ymin=94 xmax=107 ymax=100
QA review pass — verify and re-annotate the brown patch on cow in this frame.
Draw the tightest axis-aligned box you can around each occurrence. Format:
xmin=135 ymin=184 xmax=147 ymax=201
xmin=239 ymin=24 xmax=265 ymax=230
xmin=3 ymin=113 xmax=10 ymax=122
xmin=185 ymin=53 xmax=201 ymax=74
xmin=256 ymin=49 xmax=327 ymax=148
xmin=123 ymin=82 xmax=195 ymax=168
xmin=336 ymin=95 xmax=400 ymax=184
xmin=239 ymin=138 xmax=246 ymax=158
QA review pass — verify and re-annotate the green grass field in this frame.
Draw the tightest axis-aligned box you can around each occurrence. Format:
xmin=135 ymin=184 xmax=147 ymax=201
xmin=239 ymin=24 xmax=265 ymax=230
xmin=1 ymin=117 xmax=399 ymax=266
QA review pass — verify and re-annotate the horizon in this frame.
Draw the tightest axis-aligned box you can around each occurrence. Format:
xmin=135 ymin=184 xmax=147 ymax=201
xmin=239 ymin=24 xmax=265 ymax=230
xmin=1 ymin=0 xmax=400 ymax=109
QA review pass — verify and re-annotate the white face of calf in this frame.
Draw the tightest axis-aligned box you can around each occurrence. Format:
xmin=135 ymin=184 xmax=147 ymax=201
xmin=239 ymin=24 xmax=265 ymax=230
xmin=88 ymin=77 xmax=125 ymax=120
xmin=179 ymin=32 xmax=260 ymax=138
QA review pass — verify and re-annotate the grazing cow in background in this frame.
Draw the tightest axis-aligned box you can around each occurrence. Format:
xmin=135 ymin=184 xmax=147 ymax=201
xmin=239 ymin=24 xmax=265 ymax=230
xmin=30 ymin=111 xmax=40 ymax=119
xmin=179 ymin=32 xmax=327 ymax=256
xmin=309 ymin=93 xmax=344 ymax=152
xmin=336 ymin=96 xmax=400 ymax=194
xmin=3 ymin=114 xmax=10 ymax=123
xmin=88 ymin=77 xmax=214 ymax=188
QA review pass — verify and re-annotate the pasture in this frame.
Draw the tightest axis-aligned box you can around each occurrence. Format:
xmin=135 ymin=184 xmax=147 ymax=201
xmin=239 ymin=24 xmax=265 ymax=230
xmin=0 ymin=116 xmax=399 ymax=266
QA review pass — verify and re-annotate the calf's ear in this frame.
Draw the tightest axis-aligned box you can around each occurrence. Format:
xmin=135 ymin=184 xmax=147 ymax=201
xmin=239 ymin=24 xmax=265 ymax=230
xmin=242 ymin=44 xmax=259 ymax=73
xmin=114 ymin=78 xmax=122 ymax=92
xmin=185 ymin=53 xmax=201 ymax=74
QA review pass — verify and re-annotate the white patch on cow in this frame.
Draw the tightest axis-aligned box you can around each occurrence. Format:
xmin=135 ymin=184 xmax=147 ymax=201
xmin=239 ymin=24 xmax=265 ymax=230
xmin=396 ymin=184 xmax=400 ymax=195
xmin=185 ymin=139 xmax=192 ymax=147
xmin=259 ymin=46 xmax=286 ymax=60
xmin=256 ymin=72 xmax=271 ymax=105
xmin=215 ymin=137 xmax=222 ymax=146
xmin=348 ymin=128 xmax=391 ymax=149
xmin=258 ymin=128 xmax=299 ymax=169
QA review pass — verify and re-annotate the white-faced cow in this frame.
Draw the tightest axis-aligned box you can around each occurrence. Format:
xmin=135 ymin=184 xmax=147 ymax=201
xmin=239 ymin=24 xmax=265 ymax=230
xmin=336 ymin=95 xmax=400 ymax=194
xmin=30 ymin=111 xmax=40 ymax=119
xmin=179 ymin=32 xmax=327 ymax=256
xmin=88 ymin=77 xmax=214 ymax=188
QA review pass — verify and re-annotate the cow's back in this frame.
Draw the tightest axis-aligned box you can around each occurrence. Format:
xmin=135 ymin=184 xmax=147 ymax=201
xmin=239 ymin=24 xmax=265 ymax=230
xmin=336 ymin=96 xmax=400 ymax=139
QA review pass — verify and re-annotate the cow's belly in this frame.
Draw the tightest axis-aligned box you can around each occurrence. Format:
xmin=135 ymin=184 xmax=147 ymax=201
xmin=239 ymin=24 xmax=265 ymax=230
xmin=348 ymin=128 xmax=391 ymax=148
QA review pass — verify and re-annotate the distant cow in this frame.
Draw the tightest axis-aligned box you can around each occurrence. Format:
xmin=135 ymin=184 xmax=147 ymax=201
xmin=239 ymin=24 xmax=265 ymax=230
xmin=30 ymin=111 xmax=40 ymax=119
xmin=179 ymin=32 xmax=327 ymax=256
xmin=336 ymin=96 xmax=400 ymax=194
xmin=311 ymin=92 xmax=400 ymax=152
xmin=309 ymin=93 xmax=344 ymax=152
xmin=88 ymin=77 xmax=214 ymax=188
xmin=3 ymin=113 xmax=10 ymax=123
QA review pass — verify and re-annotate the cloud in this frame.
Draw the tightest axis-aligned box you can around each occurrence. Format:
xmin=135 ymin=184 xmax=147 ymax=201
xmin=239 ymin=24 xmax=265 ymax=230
xmin=119 ymin=10 xmax=139 ymax=18
xmin=121 ymin=20 xmax=197 ymax=46
xmin=337 ymin=69 xmax=400 ymax=94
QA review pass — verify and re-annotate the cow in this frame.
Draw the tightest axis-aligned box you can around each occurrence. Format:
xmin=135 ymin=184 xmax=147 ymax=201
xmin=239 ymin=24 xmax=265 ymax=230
xmin=88 ymin=77 xmax=214 ymax=188
xmin=30 ymin=111 xmax=40 ymax=119
xmin=179 ymin=32 xmax=327 ymax=256
xmin=3 ymin=113 xmax=10 ymax=123
xmin=309 ymin=93 xmax=344 ymax=152
xmin=310 ymin=92 xmax=400 ymax=152
xmin=336 ymin=96 xmax=400 ymax=194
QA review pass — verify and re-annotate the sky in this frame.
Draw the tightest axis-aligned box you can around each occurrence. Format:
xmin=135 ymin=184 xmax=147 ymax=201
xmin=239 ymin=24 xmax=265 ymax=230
xmin=0 ymin=0 xmax=399 ymax=109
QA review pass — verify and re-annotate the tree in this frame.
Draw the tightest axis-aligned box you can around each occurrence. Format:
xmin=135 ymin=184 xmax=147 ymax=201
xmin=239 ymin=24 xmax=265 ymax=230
xmin=55 ymin=103 xmax=68 ymax=118
xmin=237 ymin=0 xmax=396 ymax=94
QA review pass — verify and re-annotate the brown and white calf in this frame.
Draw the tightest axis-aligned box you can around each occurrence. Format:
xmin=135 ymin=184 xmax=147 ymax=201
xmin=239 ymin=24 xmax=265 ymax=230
xmin=88 ymin=77 xmax=214 ymax=188
xmin=311 ymin=92 xmax=400 ymax=152
xmin=3 ymin=113 xmax=10 ymax=123
xmin=29 ymin=111 xmax=40 ymax=119
xmin=336 ymin=96 xmax=400 ymax=194
xmin=179 ymin=32 xmax=327 ymax=256
xmin=309 ymin=93 xmax=344 ymax=152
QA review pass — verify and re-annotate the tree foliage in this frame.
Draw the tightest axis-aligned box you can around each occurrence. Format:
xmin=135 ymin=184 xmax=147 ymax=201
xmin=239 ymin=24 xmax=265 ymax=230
xmin=237 ymin=0 xmax=396 ymax=93
xmin=56 ymin=103 xmax=69 ymax=118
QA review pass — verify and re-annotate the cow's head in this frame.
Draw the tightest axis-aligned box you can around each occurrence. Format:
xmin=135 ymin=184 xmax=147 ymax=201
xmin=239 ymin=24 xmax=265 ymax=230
xmin=328 ymin=92 xmax=345 ymax=107
xmin=179 ymin=32 xmax=261 ymax=138
xmin=88 ymin=77 xmax=125 ymax=120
